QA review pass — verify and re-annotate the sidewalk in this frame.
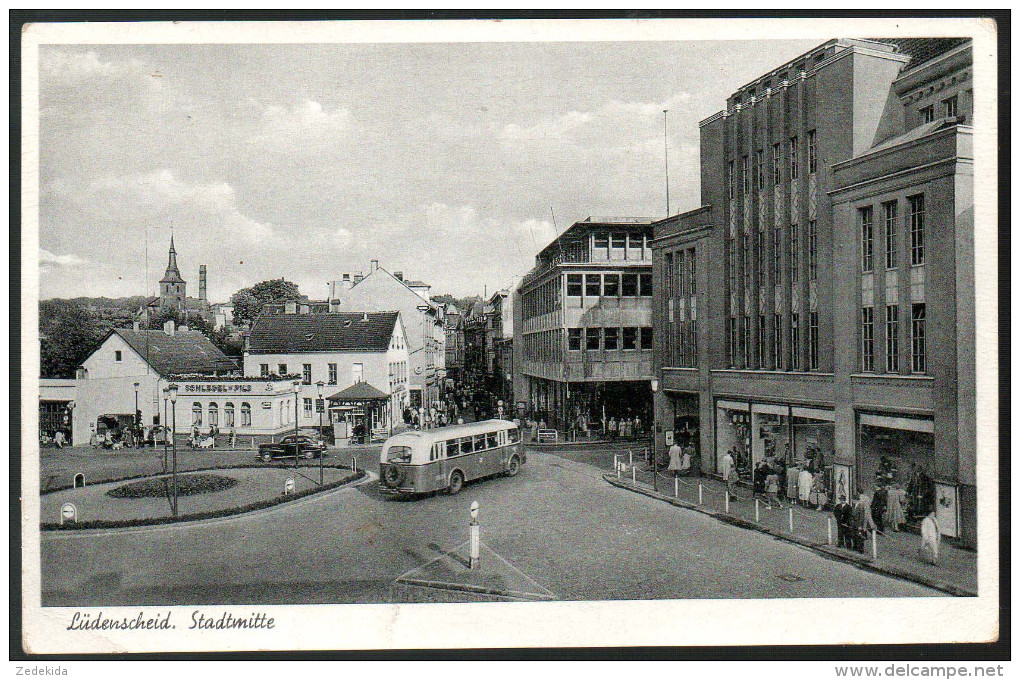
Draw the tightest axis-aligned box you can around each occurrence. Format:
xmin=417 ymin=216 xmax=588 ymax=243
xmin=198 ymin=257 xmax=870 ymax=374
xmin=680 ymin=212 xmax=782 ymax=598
xmin=606 ymin=460 xmax=976 ymax=597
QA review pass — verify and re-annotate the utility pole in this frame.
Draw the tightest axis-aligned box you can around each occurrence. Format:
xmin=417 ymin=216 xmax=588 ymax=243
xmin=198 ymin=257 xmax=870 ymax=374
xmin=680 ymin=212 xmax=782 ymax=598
xmin=664 ymin=109 xmax=671 ymax=217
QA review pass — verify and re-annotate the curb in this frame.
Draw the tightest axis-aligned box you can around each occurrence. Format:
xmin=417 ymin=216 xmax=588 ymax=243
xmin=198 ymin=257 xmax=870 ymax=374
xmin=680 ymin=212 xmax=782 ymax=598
xmin=527 ymin=439 xmax=651 ymax=448
xmin=603 ymin=473 xmax=975 ymax=597
xmin=393 ymin=577 xmax=555 ymax=601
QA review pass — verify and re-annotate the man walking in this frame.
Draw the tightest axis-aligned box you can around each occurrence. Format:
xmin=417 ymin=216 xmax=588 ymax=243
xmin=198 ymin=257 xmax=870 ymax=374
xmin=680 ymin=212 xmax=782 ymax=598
xmin=721 ymin=449 xmax=737 ymax=501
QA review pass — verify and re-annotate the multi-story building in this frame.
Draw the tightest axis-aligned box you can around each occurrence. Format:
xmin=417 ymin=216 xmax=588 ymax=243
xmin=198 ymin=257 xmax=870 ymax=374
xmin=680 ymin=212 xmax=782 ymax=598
xmin=244 ymin=310 xmax=409 ymax=437
xmin=443 ymin=303 xmax=465 ymax=384
xmin=651 ymin=38 xmax=975 ymax=545
xmin=514 ymin=217 xmax=655 ymax=431
xmin=326 ymin=261 xmax=445 ymax=411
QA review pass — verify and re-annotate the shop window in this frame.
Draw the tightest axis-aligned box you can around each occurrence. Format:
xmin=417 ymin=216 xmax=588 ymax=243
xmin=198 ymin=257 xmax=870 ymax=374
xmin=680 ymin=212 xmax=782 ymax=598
xmin=566 ymin=274 xmax=583 ymax=297
xmin=568 ymin=328 xmax=582 ymax=351
xmin=604 ymin=327 xmax=619 ymax=350
xmin=622 ymin=274 xmax=639 ymax=297
xmin=192 ymin=402 xmax=203 ymax=426
xmin=640 ymin=326 xmax=653 ymax=350
xmin=716 ymin=403 xmax=751 ymax=480
xmin=911 ymin=303 xmax=926 ymax=373
xmin=224 ymin=402 xmax=235 ymax=427
xmin=208 ymin=402 xmax=219 ymax=427
xmin=240 ymin=402 xmax=251 ymax=427
xmin=639 ymin=273 xmax=653 ymax=297
xmin=859 ymin=418 xmax=935 ymax=520
xmin=585 ymin=274 xmax=602 ymax=297
xmin=603 ymin=273 xmax=620 ymax=297
xmin=622 ymin=327 xmax=638 ymax=350
xmin=585 ymin=327 xmax=601 ymax=351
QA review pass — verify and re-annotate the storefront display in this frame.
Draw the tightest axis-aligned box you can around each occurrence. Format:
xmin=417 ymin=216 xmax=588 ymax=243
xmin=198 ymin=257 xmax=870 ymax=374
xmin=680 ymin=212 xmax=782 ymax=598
xmin=858 ymin=413 xmax=936 ymax=523
xmin=715 ymin=401 xmax=750 ymax=479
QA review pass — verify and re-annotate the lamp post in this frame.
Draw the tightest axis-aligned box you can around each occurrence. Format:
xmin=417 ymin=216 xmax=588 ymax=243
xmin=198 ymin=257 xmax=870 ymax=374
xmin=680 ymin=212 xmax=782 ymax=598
xmin=293 ymin=381 xmax=301 ymax=469
xmin=417 ymin=304 xmax=431 ymax=424
xmin=133 ymin=381 xmax=140 ymax=448
xmin=316 ymin=380 xmax=325 ymax=485
xmin=162 ymin=388 xmax=169 ymax=473
xmin=650 ymin=378 xmax=659 ymax=491
xmin=168 ymin=383 xmax=179 ymax=516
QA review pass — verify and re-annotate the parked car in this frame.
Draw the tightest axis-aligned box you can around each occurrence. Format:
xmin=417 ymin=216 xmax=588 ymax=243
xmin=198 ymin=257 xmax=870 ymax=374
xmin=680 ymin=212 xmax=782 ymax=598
xmin=257 ymin=434 xmax=326 ymax=462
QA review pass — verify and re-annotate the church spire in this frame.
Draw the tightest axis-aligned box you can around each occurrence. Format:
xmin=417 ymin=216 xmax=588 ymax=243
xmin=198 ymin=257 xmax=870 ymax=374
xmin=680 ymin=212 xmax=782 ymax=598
xmin=160 ymin=235 xmax=184 ymax=284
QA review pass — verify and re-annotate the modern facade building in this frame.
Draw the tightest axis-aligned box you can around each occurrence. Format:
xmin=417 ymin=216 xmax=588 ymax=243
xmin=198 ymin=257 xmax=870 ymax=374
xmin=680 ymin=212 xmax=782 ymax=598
xmin=243 ymin=310 xmax=410 ymax=438
xmin=326 ymin=261 xmax=445 ymax=411
xmin=514 ymin=218 xmax=655 ymax=431
xmin=651 ymin=37 xmax=975 ymax=545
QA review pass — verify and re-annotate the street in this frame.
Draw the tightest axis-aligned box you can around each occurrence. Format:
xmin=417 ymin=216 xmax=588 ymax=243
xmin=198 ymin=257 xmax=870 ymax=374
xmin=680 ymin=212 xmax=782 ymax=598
xmin=40 ymin=445 xmax=941 ymax=605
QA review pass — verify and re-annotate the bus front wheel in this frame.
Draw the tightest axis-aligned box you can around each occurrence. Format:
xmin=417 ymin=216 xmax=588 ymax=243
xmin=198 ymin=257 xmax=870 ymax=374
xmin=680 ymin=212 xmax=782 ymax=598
xmin=506 ymin=456 xmax=521 ymax=477
xmin=448 ymin=470 xmax=464 ymax=495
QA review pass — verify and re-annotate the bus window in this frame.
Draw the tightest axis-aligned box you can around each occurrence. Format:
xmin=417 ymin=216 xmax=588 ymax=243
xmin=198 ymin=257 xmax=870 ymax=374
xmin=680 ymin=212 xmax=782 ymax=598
xmin=460 ymin=437 xmax=473 ymax=455
xmin=387 ymin=446 xmax=412 ymax=463
xmin=447 ymin=439 xmax=460 ymax=458
xmin=508 ymin=427 xmax=520 ymax=444
xmin=432 ymin=442 xmax=444 ymax=461
xmin=486 ymin=432 xmax=499 ymax=449
xmin=473 ymin=434 xmax=487 ymax=451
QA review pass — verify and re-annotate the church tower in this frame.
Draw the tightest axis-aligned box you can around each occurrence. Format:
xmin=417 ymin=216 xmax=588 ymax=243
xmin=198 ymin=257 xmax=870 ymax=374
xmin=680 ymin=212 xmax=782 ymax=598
xmin=159 ymin=235 xmax=186 ymax=312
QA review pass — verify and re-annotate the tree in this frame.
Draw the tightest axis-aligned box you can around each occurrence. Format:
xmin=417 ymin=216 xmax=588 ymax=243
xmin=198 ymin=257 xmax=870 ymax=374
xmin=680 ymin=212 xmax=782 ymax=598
xmin=39 ymin=299 xmax=103 ymax=378
xmin=229 ymin=278 xmax=301 ymax=327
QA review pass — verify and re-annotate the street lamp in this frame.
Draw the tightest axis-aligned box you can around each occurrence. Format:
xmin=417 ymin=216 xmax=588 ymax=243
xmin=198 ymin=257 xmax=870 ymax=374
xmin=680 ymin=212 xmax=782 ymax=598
xmin=293 ymin=381 xmax=301 ymax=470
xmin=316 ymin=380 xmax=325 ymax=486
xmin=168 ymin=383 xmax=179 ymax=516
xmin=162 ymin=388 xmax=169 ymax=473
xmin=134 ymin=382 xmax=140 ymax=448
xmin=650 ymin=378 xmax=660 ymax=486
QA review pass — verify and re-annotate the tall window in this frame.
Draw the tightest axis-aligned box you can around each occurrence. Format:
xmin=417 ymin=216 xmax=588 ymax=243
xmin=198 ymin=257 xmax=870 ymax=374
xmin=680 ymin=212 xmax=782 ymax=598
xmin=758 ymin=316 xmax=767 ymax=368
xmin=328 ymin=363 xmax=338 ymax=385
xmin=807 ymin=129 xmax=817 ymax=174
xmin=208 ymin=402 xmax=219 ymax=427
xmin=727 ymin=318 xmax=737 ymax=367
xmin=860 ymin=206 xmax=874 ymax=272
xmin=352 ymin=362 xmax=364 ymax=383
xmin=911 ymin=303 xmax=926 ymax=373
xmin=240 ymin=402 xmax=251 ymax=427
xmin=727 ymin=161 xmax=735 ymax=200
xmin=756 ymin=231 xmax=766 ymax=282
xmin=789 ymin=136 xmax=799 ymax=181
xmin=639 ymin=326 xmax=653 ymax=350
xmin=909 ymin=194 xmax=925 ymax=265
xmin=192 ymin=402 xmax=203 ymax=426
xmin=742 ymin=234 xmax=750 ymax=291
xmin=919 ymin=105 xmax=935 ymax=124
xmin=808 ymin=220 xmax=818 ymax=281
xmin=303 ymin=398 xmax=313 ymax=418
xmin=790 ymin=314 xmax=800 ymax=370
xmin=883 ymin=201 xmax=898 ymax=269
xmin=639 ymin=273 xmax=653 ymax=297
xmin=603 ymin=273 xmax=620 ymax=297
xmin=585 ymin=273 xmax=601 ymax=297
xmin=756 ymin=149 xmax=765 ymax=190
xmin=773 ymin=314 xmax=783 ymax=369
xmin=772 ymin=143 xmax=781 ymax=186
xmin=689 ymin=249 xmax=697 ymax=294
xmin=886 ymin=305 xmax=900 ymax=372
xmin=302 ymin=364 xmax=312 ymax=385
xmin=622 ymin=274 xmax=639 ymax=297
xmin=224 ymin=402 xmax=235 ymax=427
xmin=790 ymin=223 xmax=799 ymax=282
xmin=690 ymin=320 xmax=698 ymax=363
xmin=726 ymin=237 xmax=736 ymax=292
xmin=741 ymin=156 xmax=750 ymax=194
xmin=943 ymin=95 xmax=958 ymax=118
xmin=861 ymin=307 xmax=875 ymax=372
xmin=622 ymin=327 xmax=638 ymax=350
xmin=773 ymin=224 xmax=782 ymax=282
xmin=604 ymin=327 xmax=619 ymax=350
xmin=568 ymin=328 xmax=581 ymax=351
xmin=586 ymin=327 xmax=601 ymax=350
xmin=809 ymin=311 xmax=819 ymax=370
xmin=743 ymin=316 xmax=752 ymax=367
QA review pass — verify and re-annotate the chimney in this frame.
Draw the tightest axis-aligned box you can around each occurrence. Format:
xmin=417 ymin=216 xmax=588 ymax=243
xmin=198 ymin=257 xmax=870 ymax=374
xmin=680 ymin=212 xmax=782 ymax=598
xmin=164 ymin=319 xmax=176 ymax=336
xmin=133 ymin=320 xmax=140 ymax=332
xmin=394 ymin=271 xmax=403 ymax=281
xmin=371 ymin=259 xmax=379 ymax=272
xmin=353 ymin=271 xmax=364 ymax=285
xmin=179 ymin=324 xmax=189 ymax=333
xmin=285 ymin=300 xmax=297 ymax=314
xmin=362 ymin=312 xmax=369 ymax=322
xmin=329 ymin=299 xmax=342 ymax=313
xmin=199 ymin=265 xmax=208 ymax=302
xmin=299 ymin=304 xmax=310 ymax=314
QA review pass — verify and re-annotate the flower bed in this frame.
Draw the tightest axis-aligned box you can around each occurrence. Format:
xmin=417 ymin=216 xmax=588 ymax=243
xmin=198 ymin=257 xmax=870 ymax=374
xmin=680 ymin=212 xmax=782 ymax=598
xmin=106 ymin=473 xmax=238 ymax=499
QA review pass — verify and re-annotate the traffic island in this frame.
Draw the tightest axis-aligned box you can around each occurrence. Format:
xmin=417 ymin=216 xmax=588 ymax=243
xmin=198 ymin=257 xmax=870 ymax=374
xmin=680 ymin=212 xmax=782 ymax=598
xmin=41 ymin=465 xmax=366 ymax=531
xmin=391 ymin=541 xmax=556 ymax=603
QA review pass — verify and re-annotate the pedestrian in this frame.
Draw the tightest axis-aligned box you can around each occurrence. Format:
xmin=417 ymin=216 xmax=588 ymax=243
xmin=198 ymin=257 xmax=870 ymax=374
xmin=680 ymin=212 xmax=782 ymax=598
xmin=833 ymin=495 xmax=851 ymax=548
xmin=54 ymin=430 xmax=66 ymax=449
xmin=608 ymin=417 xmax=618 ymax=440
xmin=721 ymin=449 xmax=737 ymax=501
xmin=798 ymin=464 xmax=813 ymax=506
xmin=766 ymin=470 xmax=782 ymax=508
xmin=851 ymin=492 xmax=877 ymax=553
xmin=210 ymin=424 xmax=219 ymax=449
xmin=786 ymin=462 xmax=800 ymax=505
xmin=871 ymin=485 xmax=888 ymax=533
xmin=666 ymin=440 xmax=683 ymax=478
xmin=886 ymin=483 xmax=907 ymax=532
xmin=920 ymin=510 xmax=941 ymax=564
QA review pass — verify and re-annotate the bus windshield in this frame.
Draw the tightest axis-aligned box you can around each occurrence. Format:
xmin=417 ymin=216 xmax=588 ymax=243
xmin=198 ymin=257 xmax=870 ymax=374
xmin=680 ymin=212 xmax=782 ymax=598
xmin=386 ymin=445 xmax=412 ymax=463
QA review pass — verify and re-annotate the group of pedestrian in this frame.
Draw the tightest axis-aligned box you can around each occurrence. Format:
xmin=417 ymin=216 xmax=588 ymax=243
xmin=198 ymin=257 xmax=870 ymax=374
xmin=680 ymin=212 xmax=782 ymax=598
xmin=605 ymin=415 xmax=642 ymax=440
xmin=665 ymin=440 xmax=699 ymax=477
xmin=833 ymin=486 xmax=940 ymax=564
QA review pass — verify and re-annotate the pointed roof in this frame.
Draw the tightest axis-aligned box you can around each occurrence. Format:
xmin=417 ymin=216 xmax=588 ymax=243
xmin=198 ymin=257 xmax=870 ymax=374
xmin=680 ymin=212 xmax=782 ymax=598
xmin=247 ymin=311 xmax=400 ymax=354
xmin=107 ymin=328 xmax=238 ymax=376
xmin=326 ymin=381 xmax=389 ymax=402
xmin=160 ymin=235 xmax=185 ymax=284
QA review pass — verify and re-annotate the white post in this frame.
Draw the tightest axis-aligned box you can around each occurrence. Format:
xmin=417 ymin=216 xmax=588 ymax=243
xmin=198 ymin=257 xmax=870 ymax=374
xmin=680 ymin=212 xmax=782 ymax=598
xmin=614 ymin=453 xmax=619 ymax=472
xmin=755 ymin=498 xmax=760 ymax=523
xmin=469 ymin=501 xmax=480 ymax=569
xmin=827 ymin=517 xmax=834 ymax=545
xmin=629 ymin=450 xmax=633 ymax=466
xmin=788 ymin=508 xmax=794 ymax=532
xmin=724 ymin=490 xmax=730 ymax=514
xmin=631 ymin=465 xmax=636 ymax=483
xmin=698 ymin=483 xmax=703 ymax=505
xmin=674 ymin=476 xmax=679 ymax=499
xmin=871 ymin=530 xmax=878 ymax=559
xmin=617 ymin=461 xmax=621 ymax=479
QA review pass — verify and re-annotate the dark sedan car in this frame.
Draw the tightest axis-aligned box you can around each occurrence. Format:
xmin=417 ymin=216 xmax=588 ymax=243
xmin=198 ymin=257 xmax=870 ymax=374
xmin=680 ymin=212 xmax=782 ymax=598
xmin=257 ymin=434 xmax=327 ymax=462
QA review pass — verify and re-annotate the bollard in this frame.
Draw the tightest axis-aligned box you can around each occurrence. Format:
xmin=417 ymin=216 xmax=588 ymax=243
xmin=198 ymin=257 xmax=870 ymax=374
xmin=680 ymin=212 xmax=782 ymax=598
xmin=60 ymin=502 xmax=77 ymax=526
xmin=284 ymin=478 xmax=295 ymax=496
xmin=629 ymin=450 xmax=633 ymax=466
xmin=617 ymin=461 xmax=621 ymax=479
xmin=614 ymin=453 xmax=619 ymax=472
xmin=755 ymin=498 xmax=760 ymax=523
xmin=871 ymin=530 xmax=878 ymax=559
xmin=698 ymin=483 xmax=703 ymax=505
xmin=788 ymin=508 xmax=794 ymax=532
xmin=469 ymin=501 xmax=480 ymax=570
xmin=352 ymin=456 xmax=358 ymax=473
xmin=724 ymin=490 xmax=730 ymax=514
xmin=631 ymin=465 xmax=636 ymax=483
xmin=674 ymin=476 xmax=679 ymax=499
xmin=827 ymin=517 xmax=833 ymax=545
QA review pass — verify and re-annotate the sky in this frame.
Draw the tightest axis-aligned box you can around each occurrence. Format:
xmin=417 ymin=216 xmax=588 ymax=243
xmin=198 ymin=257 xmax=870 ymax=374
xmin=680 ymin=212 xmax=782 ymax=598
xmin=37 ymin=38 xmax=820 ymax=302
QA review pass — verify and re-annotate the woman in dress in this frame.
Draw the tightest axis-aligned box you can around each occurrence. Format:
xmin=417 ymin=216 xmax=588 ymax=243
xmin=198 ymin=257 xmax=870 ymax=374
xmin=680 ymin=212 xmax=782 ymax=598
xmin=798 ymin=465 xmax=813 ymax=506
xmin=920 ymin=511 xmax=941 ymax=564
xmin=887 ymin=483 xmax=908 ymax=532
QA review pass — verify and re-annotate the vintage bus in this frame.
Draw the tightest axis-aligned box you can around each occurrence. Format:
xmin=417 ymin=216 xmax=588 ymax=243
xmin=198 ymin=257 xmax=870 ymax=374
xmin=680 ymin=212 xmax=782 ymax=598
xmin=379 ymin=419 xmax=525 ymax=496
